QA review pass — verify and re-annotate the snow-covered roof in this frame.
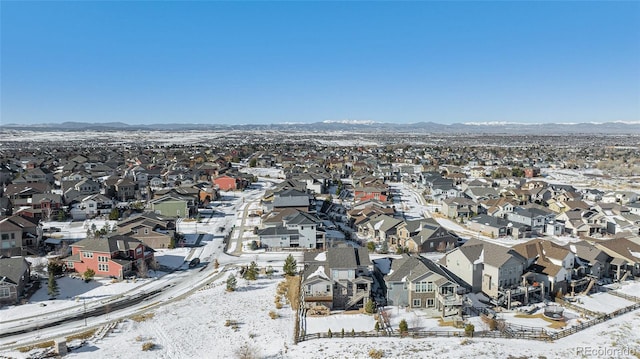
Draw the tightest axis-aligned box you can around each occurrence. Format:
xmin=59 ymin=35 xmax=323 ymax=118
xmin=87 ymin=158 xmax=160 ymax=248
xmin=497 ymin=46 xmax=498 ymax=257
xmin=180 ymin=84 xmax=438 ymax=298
xmin=314 ymin=252 xmax=327 ymax=262
xmin=307 ymin=265 xmax=329 ymax=281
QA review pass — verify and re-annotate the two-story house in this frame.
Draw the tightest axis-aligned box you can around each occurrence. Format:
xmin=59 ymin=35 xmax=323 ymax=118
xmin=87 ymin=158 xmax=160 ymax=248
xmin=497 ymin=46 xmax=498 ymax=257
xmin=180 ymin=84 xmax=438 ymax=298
xmin=301 ymin=247 xmax=373 ymax=310
xmin=441 ymin=197 xmax=478 ymax=219
xmin=65 ymin=235 xmax=154 ymax=280
xmin=0 ymin=257 xmax=31 ymax=305
xmin=384 ymin=254 xmax=464 ymax=318
xmin=117 ymin=212 xmax=176 ymax=249
xmin=258 ymin=210 xmax=325 ymax=250
xmin=442 ymin=239 xmax=526 ymax=301
xmin=513 ymin=239 xmax=575 ymax=296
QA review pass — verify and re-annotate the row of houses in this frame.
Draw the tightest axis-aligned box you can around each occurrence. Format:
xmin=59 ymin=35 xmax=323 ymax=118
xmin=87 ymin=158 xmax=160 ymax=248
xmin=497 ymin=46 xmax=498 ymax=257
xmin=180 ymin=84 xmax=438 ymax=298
xmin=301 ymin=234 xmax=640 ymax=316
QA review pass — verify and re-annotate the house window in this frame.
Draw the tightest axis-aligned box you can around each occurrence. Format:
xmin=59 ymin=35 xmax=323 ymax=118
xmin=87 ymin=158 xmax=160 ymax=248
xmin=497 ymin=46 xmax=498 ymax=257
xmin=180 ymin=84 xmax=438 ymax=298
xmin=67 ymin=262 xmax=74 ymax=269
xmin=98 ymin=263 xmax=109 ymax=272
xmin=82 ymin=251 xmax=94 ymax=258
xmin=412 ymin=299 xmax=421 ymax=307
xmin=98 ymin=256 xmax=108 ymax=263
xmin=0 ymin=287 xmax=10 ymax=298
xmin=427 ymin=299 xmax=435 ymax=307
xmin=415 ymin=281 xmax=429 ymax=293
xmin=326 ymin=285 xmax=330 ymax=292
xmin=144 ymin=228 xmax=149 ymax=234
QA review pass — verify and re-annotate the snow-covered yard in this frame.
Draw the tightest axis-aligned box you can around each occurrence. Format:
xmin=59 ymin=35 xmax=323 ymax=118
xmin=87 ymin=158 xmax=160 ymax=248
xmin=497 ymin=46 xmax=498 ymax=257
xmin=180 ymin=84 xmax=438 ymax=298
xmin=573 ymin=292 xmax=635 ymax=314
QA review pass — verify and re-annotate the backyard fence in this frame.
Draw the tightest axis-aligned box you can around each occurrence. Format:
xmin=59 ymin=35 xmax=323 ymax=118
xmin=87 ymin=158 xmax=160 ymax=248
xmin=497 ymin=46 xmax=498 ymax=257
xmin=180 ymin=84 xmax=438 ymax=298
xmin=296 ymin=291 xmax=640 ymax=344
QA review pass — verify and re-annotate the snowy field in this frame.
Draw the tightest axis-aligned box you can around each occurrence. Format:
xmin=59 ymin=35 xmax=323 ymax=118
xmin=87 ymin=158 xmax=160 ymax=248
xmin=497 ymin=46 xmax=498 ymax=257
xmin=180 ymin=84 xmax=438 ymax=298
xmin=573 ymin=292 xmax=635 ymax=314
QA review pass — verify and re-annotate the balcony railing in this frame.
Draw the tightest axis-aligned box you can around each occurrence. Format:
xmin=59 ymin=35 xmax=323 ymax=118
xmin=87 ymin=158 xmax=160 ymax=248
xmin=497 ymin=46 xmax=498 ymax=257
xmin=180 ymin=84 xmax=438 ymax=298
xmin=304 ymin=291 xmax=332 ymax=302
xmin=436 ymin=292 xmax=463 ymax=306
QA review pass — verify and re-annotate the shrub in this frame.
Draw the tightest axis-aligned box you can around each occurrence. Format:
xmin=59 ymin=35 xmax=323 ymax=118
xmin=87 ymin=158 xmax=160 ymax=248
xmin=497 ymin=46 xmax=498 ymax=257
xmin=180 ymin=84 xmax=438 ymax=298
xmin=369 ymin=349 xmax=384 ymax=359
xmin=327 ymin=329 xmax=332 ymax=338
xmin=269 ymin=311 xmax=278 ymax=319
xmin=82 ymin=268 xmax=95 ymax=282
xmin=275 ymin=302 xmax=283 ymax=309
xmin=367 ymin=241 xmax=376 ymax=252
xmin=399 ymin=319 xmax=408 ymax=334
xmin=375 ymin=322 xmax=380 ymax=332
xmin=131 ymin=312 xmax=155 ymax=322
xmin=365 ymin=300 xmax=376 ymax=314
xmin=351 ymin=328 xmax=355 ymax=337
xmin=226 ymin=274 xmax=237 ymax=292
xmin=465 ymin=323 xmax=475 ymax=337
xmin=142 ymin=342 xmax=155 ymax=351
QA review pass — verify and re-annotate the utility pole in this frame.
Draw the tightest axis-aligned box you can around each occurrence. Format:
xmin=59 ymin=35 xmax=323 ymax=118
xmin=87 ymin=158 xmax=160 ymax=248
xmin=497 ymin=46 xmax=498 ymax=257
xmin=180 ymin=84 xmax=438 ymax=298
xmin=83 ymin=298 xmax=87 ymax=327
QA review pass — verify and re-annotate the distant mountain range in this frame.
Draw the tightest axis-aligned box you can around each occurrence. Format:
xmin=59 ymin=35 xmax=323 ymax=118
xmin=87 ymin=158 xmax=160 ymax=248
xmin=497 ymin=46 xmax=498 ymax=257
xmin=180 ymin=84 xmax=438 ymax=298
xmin=3 ymin=121 xmax=640 ymax=135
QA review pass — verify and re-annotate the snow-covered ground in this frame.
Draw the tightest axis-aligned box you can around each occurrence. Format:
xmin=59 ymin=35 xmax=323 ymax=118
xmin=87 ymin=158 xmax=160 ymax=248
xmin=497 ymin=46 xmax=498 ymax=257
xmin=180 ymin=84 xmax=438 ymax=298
xmin=573 ymin=291 xmax=636 ymax=314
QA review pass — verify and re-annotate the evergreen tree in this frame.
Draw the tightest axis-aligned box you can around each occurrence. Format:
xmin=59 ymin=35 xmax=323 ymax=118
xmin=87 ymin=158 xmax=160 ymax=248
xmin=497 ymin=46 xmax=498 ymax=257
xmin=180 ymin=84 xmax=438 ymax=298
xmin=367 ymin=241 xmax=376 ymax=252
xmin=83 ymin=268 xmax=95 ymax=282
xmin=283 ymin=254 xmax=297 ymax=276
xmin=108 ymin=208 xmax=119 ymax=220
xmin=244 ymin=261 xmax=258 ymax=280
xmin=399 ymin=319 xmax=409 ymax=334
xmin=226 ymin=274 xmax=237 ymax=292
xmin=380 ymin=241 xmax=389 ymax=254
xmin=47 ymin=272 xmax=59 ymax=299
xmin=364 ymin=299 xmax=377 ymax=314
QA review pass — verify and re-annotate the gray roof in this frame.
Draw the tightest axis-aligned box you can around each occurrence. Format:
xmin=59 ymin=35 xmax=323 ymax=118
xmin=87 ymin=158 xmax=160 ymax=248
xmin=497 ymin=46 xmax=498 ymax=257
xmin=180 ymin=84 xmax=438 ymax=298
xmin=71 ymin=235 xmax=143 ymax=253
xmin=0 ymin=257 xmax=30 ymax=285
xmin=284 ymin=211 xmax=321 ymax=226
xmin=461 ymin=238 xmax=526 ymax=267
xmin=273 ymin=196 xmax=310 ymax=208
xmin=327 ymin=247 xmax=370 ymax=269
xmin=385 ymin=254 xmax=458 ymax=285
xmin=257 ymin=226 xmax=298 ymax=236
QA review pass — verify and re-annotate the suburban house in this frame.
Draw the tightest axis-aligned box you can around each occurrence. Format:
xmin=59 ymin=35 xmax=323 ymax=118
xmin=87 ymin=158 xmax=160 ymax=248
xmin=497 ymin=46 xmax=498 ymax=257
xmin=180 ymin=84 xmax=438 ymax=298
xmin=269 ymin=189 xmax=312 ymax=212
xmin=65 ymin=235 xmax=155 ymax=280
xmin=353 ymin=183 xmax=389 ymax=202
xmin=356 ymin=213 xmax=404 ymax=244
xmin=593 ymin=237 xmax=640 ymax=280
xmin=568 ymin=240 xmax=612 ymax=279
xmin=513 ymin=239 xmax=575 ymax=296
xmin=0 ymin=257 xmax=31 ymax=305
xmin=505 ymin=206 xmax=556 ymax=235
xmin=213 ymin=175 xmax=240 ymax=191
xmin=0 ymin=218 xmax=23 ymax=256
xmin=301 ymin=246 xmax=373 ymax=310
xmin=117 ymin=212 xmax=176 ymax=249
xmin=441 ymin=197 xmax=478 ymax=219
xmin=147 ymin=193 xmax=195 ymax=218
xmin=384 ymin=254 xmax=464 ymax=318
xmin=2 ymin=215 xmax=41 ymax=254
xmin=467 ymin=214 xmax=529 ymax=239
xmin=398 ymin=219 xmax=459 ymax=253
xmin=69 ymin=194 xmax=114 ymax=220
xmin=557 ymin=208 xmax=609 ymax=237
xmin=442 ymin=239 xmax=526 ymax=302
xmin=258 ymin=210 xmax=326 ymax=250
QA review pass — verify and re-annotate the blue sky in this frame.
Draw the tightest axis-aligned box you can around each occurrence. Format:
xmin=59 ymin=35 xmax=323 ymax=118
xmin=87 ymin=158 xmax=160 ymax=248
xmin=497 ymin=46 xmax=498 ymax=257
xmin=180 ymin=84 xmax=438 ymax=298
xmin=2 ymin=1 xmax=639 ymax=125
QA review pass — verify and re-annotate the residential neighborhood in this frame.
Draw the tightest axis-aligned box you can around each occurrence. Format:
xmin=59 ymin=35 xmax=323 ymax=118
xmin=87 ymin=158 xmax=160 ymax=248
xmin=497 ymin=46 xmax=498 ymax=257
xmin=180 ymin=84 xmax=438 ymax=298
xmin=1 ymin=129 xmax=640 ymax=358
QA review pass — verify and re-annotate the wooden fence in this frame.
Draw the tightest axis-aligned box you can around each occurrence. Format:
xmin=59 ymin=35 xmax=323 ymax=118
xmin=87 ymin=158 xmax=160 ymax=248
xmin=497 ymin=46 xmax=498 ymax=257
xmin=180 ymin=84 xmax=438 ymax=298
xmin=296 ymin=292 xmax=640 ymax=344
